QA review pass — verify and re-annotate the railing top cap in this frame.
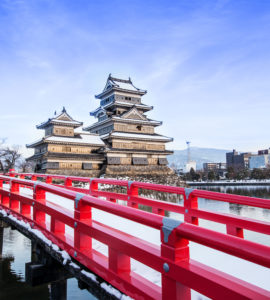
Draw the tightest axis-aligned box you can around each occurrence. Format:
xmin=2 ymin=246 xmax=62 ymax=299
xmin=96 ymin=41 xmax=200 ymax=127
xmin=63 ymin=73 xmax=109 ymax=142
xmin=4 ymin=172 xmax=270 ymax=209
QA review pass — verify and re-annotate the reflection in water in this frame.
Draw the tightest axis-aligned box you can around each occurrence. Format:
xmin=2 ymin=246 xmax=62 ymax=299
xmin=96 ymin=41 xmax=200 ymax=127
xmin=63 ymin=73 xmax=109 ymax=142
xmin=229 ymin=203 xmax=243 ymax=215
xmin=0 ymin=227 xmax=96 ymax=300
xmin=193 ymin=185 xmax=270 ymax=221
xmin=0 ymin=227 xmax=49 ymax=300
xmin=197 ymin=185 xmax=270 ymax=199
xmin=0 ymin=257 xmax=49 ymax=300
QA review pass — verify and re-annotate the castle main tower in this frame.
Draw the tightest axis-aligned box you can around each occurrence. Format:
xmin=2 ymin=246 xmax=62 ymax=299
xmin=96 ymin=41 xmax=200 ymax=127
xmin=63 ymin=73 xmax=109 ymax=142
xmin=83 ymin=74 xmax=174 ymax=175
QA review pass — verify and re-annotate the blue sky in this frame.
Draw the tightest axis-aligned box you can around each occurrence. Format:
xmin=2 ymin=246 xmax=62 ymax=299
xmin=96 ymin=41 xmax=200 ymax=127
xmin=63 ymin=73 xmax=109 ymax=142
xmin=0 ymin=0 xmax=270 ymax=156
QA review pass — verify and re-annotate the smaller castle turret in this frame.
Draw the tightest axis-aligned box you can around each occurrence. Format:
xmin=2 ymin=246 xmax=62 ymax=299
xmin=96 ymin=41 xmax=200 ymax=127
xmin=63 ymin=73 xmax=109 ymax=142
xmin=26 ymin=108 xmax=105 ymax=176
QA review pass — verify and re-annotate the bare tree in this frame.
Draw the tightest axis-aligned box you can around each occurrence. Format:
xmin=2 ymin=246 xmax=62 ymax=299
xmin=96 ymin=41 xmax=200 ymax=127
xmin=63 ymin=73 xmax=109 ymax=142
xmin=17 ymin=159 xmax=34 ymax=173
xmin=0 ymin=139 xmax=6 ymax=172
xmin=0 ymin=145 xmax=22 ymax=173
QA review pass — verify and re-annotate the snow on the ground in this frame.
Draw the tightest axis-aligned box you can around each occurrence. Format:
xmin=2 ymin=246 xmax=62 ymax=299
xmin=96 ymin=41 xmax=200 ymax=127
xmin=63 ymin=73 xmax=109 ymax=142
xmin=187 ymin=179 xmax=270 ymax=184
xmin=1 ymin=184 xmax=270 ymax=299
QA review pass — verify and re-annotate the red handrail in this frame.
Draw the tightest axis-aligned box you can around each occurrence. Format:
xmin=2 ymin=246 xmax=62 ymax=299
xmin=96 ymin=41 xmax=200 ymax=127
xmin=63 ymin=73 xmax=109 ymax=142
xmin=1 ymin=173 xmax=270 ymax=299
xmin=11 ymin=171 xmax=270 ymax=238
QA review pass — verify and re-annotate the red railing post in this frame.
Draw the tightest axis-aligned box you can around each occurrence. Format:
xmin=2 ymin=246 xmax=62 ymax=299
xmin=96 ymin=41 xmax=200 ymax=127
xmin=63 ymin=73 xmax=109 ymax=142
xmin=0 ymin=178 xmax=8 ymax=207
xmin=161 ymin=218 xmax=191 ymax=300
xmin=31 ymin=175 xmax=37 ymax=181
xmin=74 ymin=194 xmax=92 ymax=254
xmin=51 ymin=217 xmax=65 ymax=236
xmin=184 ymin=188 xmax=198 ymax=225
xmin=1 ymin=192 xmax=9 ymax=207
xmin=152 ymin=207 xmax=165 ymax=216
xmin=127 ymin=181 xmax=139 ymax=209
xmin=20 ymin=198 xmax=31 ymax=218
xmin=109 ymin=247 xmax=131 ymax=275
xmin=9 ymin=169 xmax=15 ymax=177
xmin=226 ymin=224 xmax=244 ymax=238
xmin=65 ymin=177 xmax=72 ymax=188
xmin=33 ymin=185 xmax=46 ymax=227
xmin=19 ymin=174 xmax=26 ymax=188
xmin=45 ymin=176 xmax=52 ymax=184
xmin=90 ymin=179 xmax=98 ymax=195
xmin=10 ymin=180 xmax=20 ymax=212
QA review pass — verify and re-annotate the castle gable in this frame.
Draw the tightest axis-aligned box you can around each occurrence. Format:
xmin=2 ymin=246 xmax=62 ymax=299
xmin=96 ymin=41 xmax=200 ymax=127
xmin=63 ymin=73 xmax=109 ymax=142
xmin=103 ymin=79 xmax=114 ymax=92
xmin=121 ymin=107 xmax=147 ymax=121
xmin=56 ymin=112 xmax=74 ymax=122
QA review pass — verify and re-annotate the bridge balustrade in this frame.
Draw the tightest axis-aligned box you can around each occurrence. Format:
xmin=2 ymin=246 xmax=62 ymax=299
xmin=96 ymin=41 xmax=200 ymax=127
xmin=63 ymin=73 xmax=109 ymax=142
xmin=10 ymin=171 xmax=270 ymax=240
xmin=0 ymin=172 xmax=269 ymax=299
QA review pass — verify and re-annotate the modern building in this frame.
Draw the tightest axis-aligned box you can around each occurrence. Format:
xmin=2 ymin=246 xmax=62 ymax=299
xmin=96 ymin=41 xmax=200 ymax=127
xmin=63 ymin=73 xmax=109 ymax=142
xmin=83 ymin=74 xmax=174 ymax=175
xmin=249 ymin=155 xmax=269 ymax=170
xmin=226 ymin=150 xmax=252 ymax=170
xmin=248 ymin=148 xmax=270 ymax=169
xmin=203 ymin=162 xmax=227 ymax=176
xmin=258 ymin=148 xmax=270 ymax=155
xmin=26 ymin=108 xmax=105 ymax=176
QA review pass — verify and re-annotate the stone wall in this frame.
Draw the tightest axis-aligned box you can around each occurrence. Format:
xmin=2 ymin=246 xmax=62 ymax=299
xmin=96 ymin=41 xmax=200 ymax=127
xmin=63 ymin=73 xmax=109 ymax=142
xmin=105 ymin=164 xmax=174 ymax=176
xmin=104 ymin=173 xmax=186 ymax=187
xmin=46 ymin=169 xmax=101 ymax=177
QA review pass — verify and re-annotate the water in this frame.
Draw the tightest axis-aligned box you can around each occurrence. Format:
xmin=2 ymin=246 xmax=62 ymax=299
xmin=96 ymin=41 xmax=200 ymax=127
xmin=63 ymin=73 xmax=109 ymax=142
xmin=0 ymin=229 xmax=97 ymax=299
xmin=0 ymin=185 xmax=270 ymax=299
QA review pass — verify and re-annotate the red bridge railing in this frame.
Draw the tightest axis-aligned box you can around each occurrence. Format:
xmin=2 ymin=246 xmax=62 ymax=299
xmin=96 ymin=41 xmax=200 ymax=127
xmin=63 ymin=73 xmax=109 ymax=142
xmin=0 ymin=171 xmax=269 ymax=299
xmin=12 ymin=171 xmax=270 ymax=239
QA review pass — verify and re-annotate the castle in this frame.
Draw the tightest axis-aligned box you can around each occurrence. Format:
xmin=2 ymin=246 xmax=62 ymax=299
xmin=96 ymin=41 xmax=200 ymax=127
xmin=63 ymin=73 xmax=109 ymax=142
xmin=26 ymin=75 xmax=174 ymax=176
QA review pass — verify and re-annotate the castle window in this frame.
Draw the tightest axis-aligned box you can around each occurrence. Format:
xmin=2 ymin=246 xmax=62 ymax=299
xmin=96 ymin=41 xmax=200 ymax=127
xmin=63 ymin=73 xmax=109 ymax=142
xmin=63 ymin=146 xmax=71 ymax=152
xmin=136 ymin=125 xmax=142 ymax=131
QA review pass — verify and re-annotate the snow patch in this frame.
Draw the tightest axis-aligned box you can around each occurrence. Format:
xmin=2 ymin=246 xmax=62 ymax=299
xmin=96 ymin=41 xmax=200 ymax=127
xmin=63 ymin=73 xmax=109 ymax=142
xmin=100 ymin=282 xmax=122 ymax=299
xmin=31 ymin=229 xmax=52 ymax=247
xmin=69 ymin=262 xmax=80 ymax=269
xmin=60 ymin=250 xmax=71 ymax=265
xmin=52 ymin=244 xmax=59 ymax=251
xmin=81 ymin=269 xmax=98 ymax=283
xmin=0 ymin=209 xmax=7 ymax=217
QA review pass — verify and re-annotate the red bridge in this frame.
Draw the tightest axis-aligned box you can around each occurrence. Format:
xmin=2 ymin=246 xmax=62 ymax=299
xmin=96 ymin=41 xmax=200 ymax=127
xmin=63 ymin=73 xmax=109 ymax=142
xmin=0 ymin=171 xmax=270 ymax=299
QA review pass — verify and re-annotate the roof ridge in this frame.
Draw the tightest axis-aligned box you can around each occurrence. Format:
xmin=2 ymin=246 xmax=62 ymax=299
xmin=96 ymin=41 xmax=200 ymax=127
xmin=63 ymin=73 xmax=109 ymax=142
xmin=109 ymin=75 xmax=131 ymax=84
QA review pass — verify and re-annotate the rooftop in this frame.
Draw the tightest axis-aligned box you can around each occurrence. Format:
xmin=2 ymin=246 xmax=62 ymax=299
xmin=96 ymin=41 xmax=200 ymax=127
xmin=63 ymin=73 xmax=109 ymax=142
xmin=95 ymin=74 xmax=147 ymax=99
xmin=101 ymin=131 xmax=173 ymax=142
xmin=83 ymin=116 xmax=162 ymax=131
xmin=37 ymin=107 xmax=83 ymax=129
xmin=26 ymin=132 xmax=105 ymax=148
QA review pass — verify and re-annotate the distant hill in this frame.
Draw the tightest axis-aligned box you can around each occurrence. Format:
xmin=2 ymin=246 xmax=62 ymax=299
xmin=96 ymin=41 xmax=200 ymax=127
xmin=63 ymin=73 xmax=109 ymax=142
xmin=168 ymin=147 xmax=229 ymax=170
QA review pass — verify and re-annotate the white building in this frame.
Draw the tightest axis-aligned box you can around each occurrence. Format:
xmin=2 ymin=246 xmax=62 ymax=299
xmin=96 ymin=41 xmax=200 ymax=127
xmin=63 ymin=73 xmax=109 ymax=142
xmin=185 ymin=160 xmax=196 ymax=172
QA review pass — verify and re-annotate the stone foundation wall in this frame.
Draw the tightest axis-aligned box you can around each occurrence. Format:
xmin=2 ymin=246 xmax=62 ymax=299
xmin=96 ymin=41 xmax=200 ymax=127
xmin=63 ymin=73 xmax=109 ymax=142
xmin=105 ymin=164 xmax=174 ymax=176
xmin=45 ymin=169 xmax=101 ymax=177
xmin=104 ymin=173 xmax=186 ymax=187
